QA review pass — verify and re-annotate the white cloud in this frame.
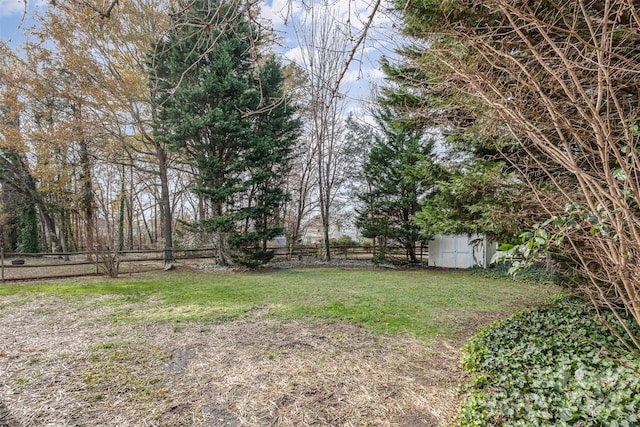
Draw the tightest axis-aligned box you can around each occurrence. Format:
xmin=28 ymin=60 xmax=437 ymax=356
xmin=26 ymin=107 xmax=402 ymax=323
xmin=260 ymin=0 xmax=286 ymax=28
xmin=283 ymin=45 xmax=306 ymax=64
xmin=343 ymin=69 xmax=363 ymax=84
xmin=348 ymin=104 xmax=376 ymax=126
xmin=260 ymin=0 xmax=306 ymax=29
xmin=0 ymin=0 xmax=27 ymax=17
xmin=367 ymin=68 xmax=386 ymax=80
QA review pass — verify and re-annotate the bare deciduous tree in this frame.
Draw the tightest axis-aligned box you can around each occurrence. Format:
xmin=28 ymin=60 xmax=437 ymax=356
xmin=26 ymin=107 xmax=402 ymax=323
xmin=290 ymin=0 xmax=382 ymax=260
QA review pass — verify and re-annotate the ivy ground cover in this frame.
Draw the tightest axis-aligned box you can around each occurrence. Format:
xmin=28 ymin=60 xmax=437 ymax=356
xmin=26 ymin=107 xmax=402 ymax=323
xmin=459 ymin=299 xmax=640 ymax=426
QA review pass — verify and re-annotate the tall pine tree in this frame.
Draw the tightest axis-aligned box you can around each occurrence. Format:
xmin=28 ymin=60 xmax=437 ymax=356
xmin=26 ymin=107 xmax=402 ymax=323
xmin=228 ymin=55 xmax=301 ymax=266
xmin=152 ymin=0 xmax=299 ymax=266
xmin=356 ymin=107 xmax=441 ymax=263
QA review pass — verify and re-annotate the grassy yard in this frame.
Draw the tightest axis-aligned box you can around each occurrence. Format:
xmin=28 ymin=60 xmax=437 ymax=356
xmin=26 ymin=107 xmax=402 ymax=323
xmin=0 ymin=267 xmax=560 ymax=426
xmin=0 ymin=267 xmax=558 ymax=341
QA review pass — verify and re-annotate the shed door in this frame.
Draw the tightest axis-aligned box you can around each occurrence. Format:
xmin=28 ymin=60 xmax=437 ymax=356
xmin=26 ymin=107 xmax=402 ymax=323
xmin=429 ymin=234 xmax=478 ymax=268
xmin=442 ymin=235 xmax=472 ymax=268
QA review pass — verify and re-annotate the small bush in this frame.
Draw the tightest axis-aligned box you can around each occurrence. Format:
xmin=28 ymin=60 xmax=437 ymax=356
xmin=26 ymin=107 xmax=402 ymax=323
xmin=96 ymin=239 xmax=120 ymax=278
xmin=371 ymin=246 xmax=388 ymax=264
xmin=329 ymin=235 xmax=358 ymax=246
xmin=230 ymin=248 xmax=275 ymax=268
xmin=458 ymin=299 xmax=640 ymax=426
xmin=472 ymin=263 xmax=559 ymax=286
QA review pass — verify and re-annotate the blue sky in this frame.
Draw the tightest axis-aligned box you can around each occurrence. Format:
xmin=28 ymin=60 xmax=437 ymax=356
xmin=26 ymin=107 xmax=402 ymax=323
xmin=0 ymin=0 xmax=46 ymax=44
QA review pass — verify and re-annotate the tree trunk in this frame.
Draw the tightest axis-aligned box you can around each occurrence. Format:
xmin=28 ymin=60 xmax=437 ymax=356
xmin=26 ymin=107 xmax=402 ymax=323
xmin=407 ymin=241 xmax=416 ymax=263
xmin=58 ymin=212 xmax=70 ymax=261
xmin=37 ymin=204 xmax=60 ymax=253
xmin=127 ymin=163 xmax=134 ymax=250
xmin=157 ymin=147 xmax=174 ymax=262
xmin=287 ymin=183 xmax=306 ymax=257
xmin=213 ymin=202 xmax=228 ymax=265
xmin=214 ymin=231 xmax=228 ymax=266
xmin=321 ymin=208 xmax=331 ymax=261
xmin=20 ymin=170 xmax=61 ymax=254
xmin=118 ymin=190 xmax=125 ymax=253
xmin=79 ymin=138 xmax=94 ymax=261
xmin=317 ymin=130 xmax=332 ymax=261
xmin=134 ymin=190 xmax=154 ymax=246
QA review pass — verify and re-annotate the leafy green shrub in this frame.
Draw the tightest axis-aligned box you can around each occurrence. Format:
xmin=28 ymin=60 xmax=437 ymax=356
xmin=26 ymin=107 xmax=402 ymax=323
xmin=458 ymin=299 xmax=640 ymax=426
xmin=230 ymin=248 xmax=274 ymax=268
xmin=227 ymin=232 xmax=276 ymax=267
xmin=472 ymin=263 xmax=559 ymax=286
xmin=329 ymin=235 xmax=358 ymax=246
xmin=371 ymin=246 xmax=388 ymax=264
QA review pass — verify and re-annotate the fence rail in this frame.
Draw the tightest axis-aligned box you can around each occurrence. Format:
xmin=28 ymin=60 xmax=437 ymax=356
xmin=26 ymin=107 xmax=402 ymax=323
xmin=0 ymin=244 xmax=428 ymax=282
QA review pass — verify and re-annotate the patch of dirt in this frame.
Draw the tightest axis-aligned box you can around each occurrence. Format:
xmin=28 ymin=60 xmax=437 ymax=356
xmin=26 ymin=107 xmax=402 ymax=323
xmin=0 ymin=295 xmax=466 ymax=426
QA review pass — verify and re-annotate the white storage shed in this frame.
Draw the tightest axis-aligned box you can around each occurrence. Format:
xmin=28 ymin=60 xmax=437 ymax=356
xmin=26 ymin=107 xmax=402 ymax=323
xmin=428 ymin=234 xmax=497 ymax=269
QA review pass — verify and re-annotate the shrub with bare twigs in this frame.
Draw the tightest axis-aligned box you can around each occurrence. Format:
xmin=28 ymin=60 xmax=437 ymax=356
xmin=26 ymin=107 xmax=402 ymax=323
xmin=396 ymin=0 xmax=640 ymax=350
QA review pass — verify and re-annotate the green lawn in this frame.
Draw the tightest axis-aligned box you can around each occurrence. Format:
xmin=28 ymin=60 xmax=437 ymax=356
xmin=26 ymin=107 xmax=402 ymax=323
xmin=0 ymin=267 xmax=560 ymax=341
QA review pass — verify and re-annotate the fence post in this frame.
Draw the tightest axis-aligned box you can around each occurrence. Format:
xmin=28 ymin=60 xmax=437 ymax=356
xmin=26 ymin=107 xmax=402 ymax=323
xmin=1 ymin=245 xmax=4 ymax=283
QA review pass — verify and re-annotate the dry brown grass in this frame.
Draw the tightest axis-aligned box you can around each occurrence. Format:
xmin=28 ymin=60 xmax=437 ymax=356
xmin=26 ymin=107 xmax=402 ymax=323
xmin=0 ymin=294 xmax=465 ymax=426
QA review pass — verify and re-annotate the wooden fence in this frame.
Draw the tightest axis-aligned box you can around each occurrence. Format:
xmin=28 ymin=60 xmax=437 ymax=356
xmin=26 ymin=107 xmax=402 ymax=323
xmin=0 ymin=244 xmax=428 ymax=282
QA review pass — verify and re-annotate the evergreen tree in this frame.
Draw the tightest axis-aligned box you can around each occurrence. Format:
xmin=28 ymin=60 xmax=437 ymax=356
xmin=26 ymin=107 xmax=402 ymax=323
xmin=227 ymin=56 xmax=301 ymax=266
xmin=413 ymin=160 xmax=523 ymax=242
xmin=379 ymin=59 xmax=532 ymax=245
xmin=356 ymin=107 xmax=440 ymax=263
xmin=152 ymin=0 xmax=299 ymax=266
